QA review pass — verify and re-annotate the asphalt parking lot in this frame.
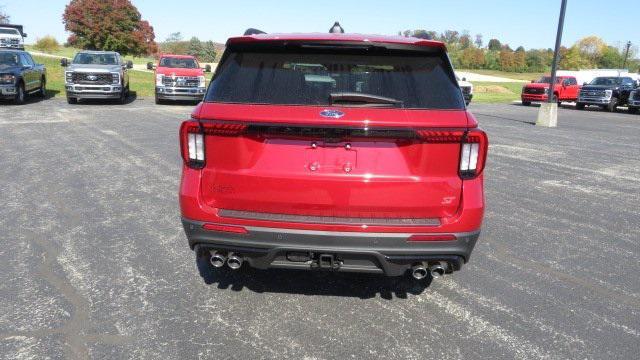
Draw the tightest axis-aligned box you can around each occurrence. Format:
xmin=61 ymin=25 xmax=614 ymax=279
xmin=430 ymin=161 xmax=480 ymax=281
xmin=1 ymin=97 xmax=639 ymax=359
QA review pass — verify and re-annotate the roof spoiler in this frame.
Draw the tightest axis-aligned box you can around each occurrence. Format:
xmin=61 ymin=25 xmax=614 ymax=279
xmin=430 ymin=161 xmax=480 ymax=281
xmin=244 ymin=28 xmax=267 ymax=36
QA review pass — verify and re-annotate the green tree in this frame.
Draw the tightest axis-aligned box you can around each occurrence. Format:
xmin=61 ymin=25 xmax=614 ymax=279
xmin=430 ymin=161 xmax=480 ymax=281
xmin=33 ymin=36 xmax=61 ymax=53
xmin=598 ymin=46 xmax=624 ymax=68
xmin=487 ymin=39 xmax=502 ymax=51
xmin=63 ymin=0 xmax=157 ymax=56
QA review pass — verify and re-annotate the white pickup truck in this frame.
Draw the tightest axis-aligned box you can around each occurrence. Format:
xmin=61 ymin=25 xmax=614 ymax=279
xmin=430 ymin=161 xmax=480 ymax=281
xmin=0 ymin=25 xmax=26 ymax=50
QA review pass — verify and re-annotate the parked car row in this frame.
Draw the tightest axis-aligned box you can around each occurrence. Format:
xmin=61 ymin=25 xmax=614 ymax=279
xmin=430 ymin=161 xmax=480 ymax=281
xmin=0 ymin=48 xmax=210 ymax=105
xmin=521 ymin=75 xmax=640 ymax=114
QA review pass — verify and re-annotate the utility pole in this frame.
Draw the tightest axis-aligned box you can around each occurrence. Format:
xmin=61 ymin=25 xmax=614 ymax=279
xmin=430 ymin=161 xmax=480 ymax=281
xmin=537 ymin=0 xmax=568 ymax=127
xmin=622 ymin=41 xmax=631 ymax=69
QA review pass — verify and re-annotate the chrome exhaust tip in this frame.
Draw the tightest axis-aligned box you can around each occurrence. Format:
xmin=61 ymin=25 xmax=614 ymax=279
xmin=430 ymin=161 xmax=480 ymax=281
xmin=227 ymin=253 xmax=243 ymax=270
xmin=429 ymin=263 xmax=446 ymax=278
xmin=209 ymin=251 xmax=227 ymax=268
xmin=411 ymin=263 xmax=428 ymax=280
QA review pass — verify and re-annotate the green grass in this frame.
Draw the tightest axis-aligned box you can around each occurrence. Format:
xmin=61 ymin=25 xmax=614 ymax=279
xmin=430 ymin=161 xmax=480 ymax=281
xmin=470 ymin=82 xmax=525 ymax=103
xmin=26 ymin=45 xmax=156 ymax=65
xmin=33 ymin=55 xmax=156 ymax=98
xmin=459 ymin=69 xmax=544 ymax=81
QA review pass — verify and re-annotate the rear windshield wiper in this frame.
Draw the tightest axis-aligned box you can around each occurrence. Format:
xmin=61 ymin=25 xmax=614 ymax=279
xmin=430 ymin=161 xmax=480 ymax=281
xmin=330 ymin=92 xmax=404 ymax=107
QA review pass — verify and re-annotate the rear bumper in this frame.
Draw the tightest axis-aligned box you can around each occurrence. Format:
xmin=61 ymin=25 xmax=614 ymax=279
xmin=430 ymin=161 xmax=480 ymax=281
xmin=183 ymin=217 xmax=480 ymax=276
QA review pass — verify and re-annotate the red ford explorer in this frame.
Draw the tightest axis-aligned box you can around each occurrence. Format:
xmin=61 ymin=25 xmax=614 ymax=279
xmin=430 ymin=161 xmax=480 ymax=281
xmin=180 ymin=28 xmax=488 ymax=280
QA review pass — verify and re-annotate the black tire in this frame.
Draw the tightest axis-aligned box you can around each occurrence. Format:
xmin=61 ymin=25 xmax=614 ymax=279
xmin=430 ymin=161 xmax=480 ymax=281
xmin=522 ymin=101 xmax=531 ymax=106
xmin=629 ymin=107 xmax=639 ymax=114
xmin=155 ymin=93 xmax=162 ymax=105
xmin=67 ymin=96 xmax=77 ymax=104
xmin=606 ymin=97 xmax=618 ymax=112
xmin=119 ymin=87 xmax=127 ymax=104
xmin=39 ymin=77 xmax=47 ymax=98
xmin=575 ymin=102 xmax=585 ymax=110
xmin=14 ymin=82 xmax=25 ymax=105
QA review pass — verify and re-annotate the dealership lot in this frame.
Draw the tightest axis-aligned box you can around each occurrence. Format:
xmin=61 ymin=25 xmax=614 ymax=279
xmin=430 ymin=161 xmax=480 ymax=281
xmin=1 ymin=99 xmax=638 ymax=359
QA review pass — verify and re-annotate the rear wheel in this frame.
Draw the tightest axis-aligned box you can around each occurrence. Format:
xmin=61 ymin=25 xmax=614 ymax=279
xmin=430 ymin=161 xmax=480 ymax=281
xmin=14 ymin=82 xmax=25 ymax=105
xmin=606 ymin=97 xmax=618 ymax=112
xmin=522 ymin=101 xmax=531 ymax=106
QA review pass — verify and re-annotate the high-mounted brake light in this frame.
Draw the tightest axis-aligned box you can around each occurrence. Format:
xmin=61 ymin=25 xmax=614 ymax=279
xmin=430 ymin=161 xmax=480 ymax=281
xmin=180 ymin=120 xmax=247 ymax=169
xmin=416 ymin=129 xmax=488 ymax=179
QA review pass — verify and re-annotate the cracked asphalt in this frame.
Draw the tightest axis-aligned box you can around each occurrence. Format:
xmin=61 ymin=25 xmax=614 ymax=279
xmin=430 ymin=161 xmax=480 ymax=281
xmin=1 ymin=97 xmax=639 ymax=359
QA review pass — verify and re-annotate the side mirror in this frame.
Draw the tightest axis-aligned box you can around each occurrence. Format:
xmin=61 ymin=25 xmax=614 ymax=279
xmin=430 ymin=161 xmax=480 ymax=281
xmin=147 ymin=62 xmax=154 ymax=70
xmin=462 ymin=77 xmax=466 ymax=81
xmin=204 ymin=64 xmax=212 ymax=73
xmin=23 ymin=33 xmax=27 ymax=38
xmin=583 ymin=82 xmax=588 ymax=86
xmin=126 ymin=60 xmax=133 ymax=69
xmin=60 ymin=58 xmax=68 ymax=67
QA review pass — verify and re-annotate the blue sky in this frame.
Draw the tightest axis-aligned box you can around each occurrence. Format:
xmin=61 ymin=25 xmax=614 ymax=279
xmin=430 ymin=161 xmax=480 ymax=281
xmin=2 ymin=0 xmax=639 ymax=51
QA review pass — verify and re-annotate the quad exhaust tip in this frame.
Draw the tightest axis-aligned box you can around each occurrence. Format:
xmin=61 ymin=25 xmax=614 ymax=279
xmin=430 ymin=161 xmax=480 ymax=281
xmin=227 ymin=253 xmax=243 ymax=270
xmin=411 ymin=264 xmax=428 ymax=280
xmin=429 ymin=263 xmax=446 ymax=278
xmin=209 ymin=251 xmax=226 ymax=268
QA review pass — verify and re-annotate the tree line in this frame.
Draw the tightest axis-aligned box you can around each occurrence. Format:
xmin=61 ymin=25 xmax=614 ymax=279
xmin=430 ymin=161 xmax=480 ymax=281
xmin=400 ymin=29 xmax=639 ymax=73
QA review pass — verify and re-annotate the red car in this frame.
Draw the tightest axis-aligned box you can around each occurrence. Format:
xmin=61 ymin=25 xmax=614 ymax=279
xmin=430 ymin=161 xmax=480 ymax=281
xmin=149 ymin=54 xmax=209 ymax=104
xmin=179 ymin=29 xmax=488 ymax=280
xmin=521 ymin=75 xmax=580 ymax=106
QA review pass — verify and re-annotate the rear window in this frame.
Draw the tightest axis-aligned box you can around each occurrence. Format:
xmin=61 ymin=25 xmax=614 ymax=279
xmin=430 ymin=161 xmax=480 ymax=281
xmin=206 ymin=44 xmax=464 ymax=109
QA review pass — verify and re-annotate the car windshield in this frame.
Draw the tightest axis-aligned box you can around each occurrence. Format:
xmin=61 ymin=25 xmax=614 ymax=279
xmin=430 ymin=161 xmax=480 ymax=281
xmin=73 ymin=53 xmax=118 ymax=65
xmin=0 ymin=28 xmax=19 ymax=35
xmin=160 ymin=57 xmax=199 ymax=69
xmin=537 ymin=76 xmax=562 ymax=84
xmin=0 ymin=52 xmax=19 ymax=67
xmin=589 ymin=77 xmax=621 ymax=86
xmin=207 ymin=46 xmax=464 ymax=109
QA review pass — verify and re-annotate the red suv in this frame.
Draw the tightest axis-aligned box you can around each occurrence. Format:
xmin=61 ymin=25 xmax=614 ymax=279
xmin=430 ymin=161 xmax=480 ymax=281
xmin=179 ymin=31 xmax=488 ymax=280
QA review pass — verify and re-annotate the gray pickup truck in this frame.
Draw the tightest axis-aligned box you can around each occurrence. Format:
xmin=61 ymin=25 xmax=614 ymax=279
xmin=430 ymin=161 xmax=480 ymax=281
xmin=61 ymin=51 xmax=132 ymax=104
xmin=0 ymin=50 xmax=46 ymax=104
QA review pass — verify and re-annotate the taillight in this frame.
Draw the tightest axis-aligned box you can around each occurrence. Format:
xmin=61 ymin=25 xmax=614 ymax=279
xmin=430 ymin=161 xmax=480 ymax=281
xmin=416 ymin=129 xmax=488 ymax=179
xmin=459 ymin=130 xmax=488 ymax=179
xmin=179 ymin=120 xmax=247 ymax=169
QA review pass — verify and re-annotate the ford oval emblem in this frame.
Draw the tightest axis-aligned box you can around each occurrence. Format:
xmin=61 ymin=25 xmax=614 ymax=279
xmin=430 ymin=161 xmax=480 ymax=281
xmin=87 ymin=75 xmax=98 ymax=81
xmin=320 ymin=109 xmax=345 ymax=119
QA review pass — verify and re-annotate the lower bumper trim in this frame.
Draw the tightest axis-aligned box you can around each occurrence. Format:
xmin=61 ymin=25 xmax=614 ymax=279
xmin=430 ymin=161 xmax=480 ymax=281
xmin=183 ymin=218 xmax=480 ymax=276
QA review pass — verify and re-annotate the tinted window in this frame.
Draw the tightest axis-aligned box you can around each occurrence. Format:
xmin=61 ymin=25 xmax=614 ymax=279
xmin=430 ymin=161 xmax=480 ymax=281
xmin=0 ymin=52 xmax=19 ymax=66
xmin=73 ymin=53 xmax=118 ymax=65
xmin=621 ymin=77 xmax=634 ymax=86
xmin=207 ymin=47 xmax=464 ymax=109
xmin=19 ymin=54 xmax=33 ymax=67
xmin=160 ymin=57 xmax=199 ymax=69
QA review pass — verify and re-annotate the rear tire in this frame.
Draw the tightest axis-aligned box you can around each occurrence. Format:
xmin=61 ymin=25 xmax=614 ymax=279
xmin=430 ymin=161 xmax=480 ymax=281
xmin=14 ymin=82 xmax=25 ymax=105
xmin=606 ymin=97 xmax=618 ymax=112
xmin=575 ymin=102 xmax=585 ymax=110
xmin=522 ymin=101 xmax=531 ymax=106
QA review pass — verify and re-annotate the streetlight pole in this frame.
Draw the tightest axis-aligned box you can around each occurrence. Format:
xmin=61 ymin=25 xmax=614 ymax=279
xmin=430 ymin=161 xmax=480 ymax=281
xmin=622 ymin=41 xmax=631 ymax=69
xmin=537 ymin=0 xmax=568 ymax=127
